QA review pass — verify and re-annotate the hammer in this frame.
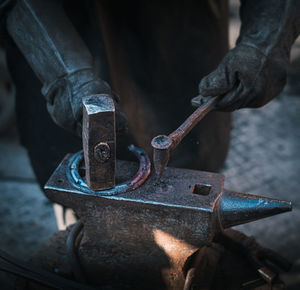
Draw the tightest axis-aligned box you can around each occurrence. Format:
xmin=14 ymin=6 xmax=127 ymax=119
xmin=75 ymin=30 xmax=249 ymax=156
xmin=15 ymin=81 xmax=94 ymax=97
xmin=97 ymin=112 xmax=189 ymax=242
xmin=151 ymin=95 xmax=218 ymax=175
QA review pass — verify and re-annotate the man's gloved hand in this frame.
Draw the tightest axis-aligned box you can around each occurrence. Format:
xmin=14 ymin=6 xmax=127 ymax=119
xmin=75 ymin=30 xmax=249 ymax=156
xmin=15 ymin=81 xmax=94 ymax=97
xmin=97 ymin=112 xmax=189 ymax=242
xmin=198 ymin=44 xmax=287 ymax=111
xmin=44 ymin=70 xmax=128 ymax=136
xmin=199 ymin=0 xmax=300 ymax=112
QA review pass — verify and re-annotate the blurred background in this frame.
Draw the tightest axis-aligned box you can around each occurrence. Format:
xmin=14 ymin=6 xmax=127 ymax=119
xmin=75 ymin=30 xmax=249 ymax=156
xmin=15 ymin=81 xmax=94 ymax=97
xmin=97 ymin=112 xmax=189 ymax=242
xmin=0 ymin=0 xmax=299 ymax=289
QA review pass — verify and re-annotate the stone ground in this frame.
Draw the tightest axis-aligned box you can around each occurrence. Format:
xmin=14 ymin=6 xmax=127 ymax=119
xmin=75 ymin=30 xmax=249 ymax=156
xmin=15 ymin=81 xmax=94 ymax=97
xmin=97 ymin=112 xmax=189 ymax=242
xmin=0 ymin=2 xmax=300 ymax=289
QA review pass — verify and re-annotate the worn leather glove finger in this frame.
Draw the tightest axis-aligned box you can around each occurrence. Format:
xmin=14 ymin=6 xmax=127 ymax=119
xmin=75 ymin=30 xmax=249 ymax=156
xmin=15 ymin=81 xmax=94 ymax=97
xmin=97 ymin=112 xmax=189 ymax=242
xmin=198 ymin=45 xmax=288 ymax=112
xmin=216 ymin=82 xmax=245 ymax=111
xmin=48 ymin=96 xmax=128 ymax=137
xmin=47 ymin=86 xmax=76 ymax=132
xmin=198 ymin=55 xmax=236 ymax=98
xmin=45 ymin=70 xmax=128 ymax=137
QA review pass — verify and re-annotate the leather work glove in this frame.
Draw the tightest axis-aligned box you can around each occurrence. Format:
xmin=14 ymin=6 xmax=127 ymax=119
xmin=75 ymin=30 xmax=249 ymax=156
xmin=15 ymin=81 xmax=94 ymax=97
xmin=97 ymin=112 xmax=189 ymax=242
xmin=199 ymin=0 xmax=300 ymax=111
xmin=44 ymin=70 xmax=128 ymax=136
xmin=6 ymin=0 xmax=128 ymax=136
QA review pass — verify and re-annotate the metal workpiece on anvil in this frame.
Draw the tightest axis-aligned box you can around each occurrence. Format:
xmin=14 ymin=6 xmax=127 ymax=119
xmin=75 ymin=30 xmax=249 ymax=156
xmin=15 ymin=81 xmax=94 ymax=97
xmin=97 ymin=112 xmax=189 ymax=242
xmin=151 ymin=95 xmax=218 ymax=175
xmin=44 ymin=152 xmax=291 ymax=287
xmin=82 ymin=94 xmax=116 ymax=191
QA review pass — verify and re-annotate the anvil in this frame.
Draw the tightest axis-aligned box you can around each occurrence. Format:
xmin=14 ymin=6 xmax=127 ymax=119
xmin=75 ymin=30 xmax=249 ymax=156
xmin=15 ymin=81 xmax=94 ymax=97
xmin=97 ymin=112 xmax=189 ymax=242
xmin=45 ymin=151 xmax=291 ymax=288
xmin=44 ymin=94 xmax=291 ymax=289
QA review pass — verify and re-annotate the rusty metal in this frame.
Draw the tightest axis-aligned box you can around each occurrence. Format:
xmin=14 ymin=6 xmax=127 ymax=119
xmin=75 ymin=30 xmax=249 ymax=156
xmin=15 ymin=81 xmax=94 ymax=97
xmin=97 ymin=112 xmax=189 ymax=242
xmin=151 ymin=95 xmax=218 ymax=175
xmin=45 ymin=155 xmax=291 ymax=288
xmin=94 ymin=142 xmax=111 ymax=163
xmin=82 ymin=94 xmax=116 ymax=191
xmin=67 ymin=144 xmax=150 ymax=196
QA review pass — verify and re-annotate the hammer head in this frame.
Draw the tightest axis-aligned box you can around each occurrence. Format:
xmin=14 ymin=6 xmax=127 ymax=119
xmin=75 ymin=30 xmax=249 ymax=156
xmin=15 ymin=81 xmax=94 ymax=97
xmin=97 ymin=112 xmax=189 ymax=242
xmin=82 ymin=94 xmax=116 ymax=190
xmin=151 ymin=135 xmax=173 ymax=176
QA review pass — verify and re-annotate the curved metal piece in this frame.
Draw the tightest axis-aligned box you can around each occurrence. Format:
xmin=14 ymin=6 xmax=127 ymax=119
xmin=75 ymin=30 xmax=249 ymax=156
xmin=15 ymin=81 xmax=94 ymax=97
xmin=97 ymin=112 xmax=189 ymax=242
xmin=68 ymin=145 xmax=151 ymax=196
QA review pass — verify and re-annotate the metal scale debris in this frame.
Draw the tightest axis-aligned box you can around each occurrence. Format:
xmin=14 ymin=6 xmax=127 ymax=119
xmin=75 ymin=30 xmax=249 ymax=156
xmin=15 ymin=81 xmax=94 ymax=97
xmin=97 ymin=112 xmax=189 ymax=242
xmin=44 ymin=94 xmax=292 ymax=289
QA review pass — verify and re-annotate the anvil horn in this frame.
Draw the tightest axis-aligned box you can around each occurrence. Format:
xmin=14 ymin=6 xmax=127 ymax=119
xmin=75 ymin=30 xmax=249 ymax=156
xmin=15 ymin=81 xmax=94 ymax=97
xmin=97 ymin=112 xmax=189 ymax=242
xmin=218 ymin=190 xmax=292 ymax=229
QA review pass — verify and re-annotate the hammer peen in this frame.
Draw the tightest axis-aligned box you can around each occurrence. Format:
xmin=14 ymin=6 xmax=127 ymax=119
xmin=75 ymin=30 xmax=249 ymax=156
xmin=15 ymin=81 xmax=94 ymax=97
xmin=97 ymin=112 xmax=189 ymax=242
xmin=151 ymin=95 xmax=218 ymax=176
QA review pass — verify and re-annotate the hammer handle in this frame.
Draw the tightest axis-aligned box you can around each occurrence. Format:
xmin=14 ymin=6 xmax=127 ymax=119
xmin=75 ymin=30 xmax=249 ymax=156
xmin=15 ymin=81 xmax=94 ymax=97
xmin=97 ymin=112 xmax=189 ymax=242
xmin=169 ymin=96 xmax=218 ymax=149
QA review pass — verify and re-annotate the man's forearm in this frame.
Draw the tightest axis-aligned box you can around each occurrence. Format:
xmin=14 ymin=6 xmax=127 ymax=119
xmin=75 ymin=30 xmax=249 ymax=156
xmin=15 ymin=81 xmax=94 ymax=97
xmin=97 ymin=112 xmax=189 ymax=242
xmin=6 ymin=0 xmax=97 ymax=98
xmin=238 ymin=0 xmax=300 ymax=58
xmin=5 ymin=0 xmax=115 ymax=135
